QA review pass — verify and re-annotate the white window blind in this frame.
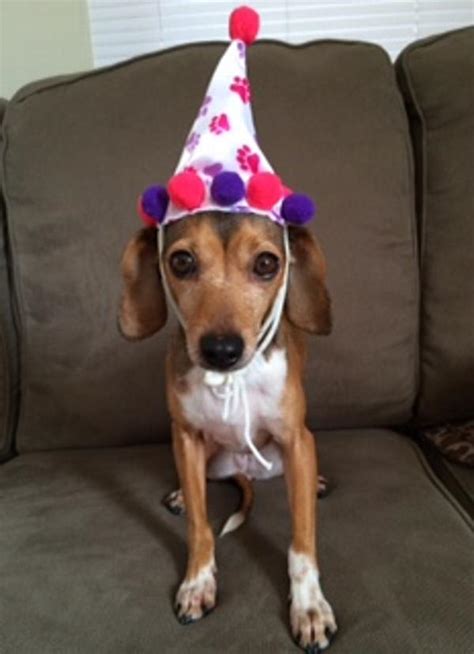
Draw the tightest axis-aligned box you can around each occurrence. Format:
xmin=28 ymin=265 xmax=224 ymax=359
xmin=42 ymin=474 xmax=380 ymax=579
xmin=87 ymin=0 xmax=474 ymax=67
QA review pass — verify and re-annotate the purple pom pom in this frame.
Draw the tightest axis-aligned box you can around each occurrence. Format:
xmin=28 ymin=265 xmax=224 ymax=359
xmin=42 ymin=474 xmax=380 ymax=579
xmin=141 ymin=185 xmax=169 ymax=223
xmin=281 ymin=193 xmax=315 ymax=225
xmin=211 ymin=171 xmax=245 ymax=206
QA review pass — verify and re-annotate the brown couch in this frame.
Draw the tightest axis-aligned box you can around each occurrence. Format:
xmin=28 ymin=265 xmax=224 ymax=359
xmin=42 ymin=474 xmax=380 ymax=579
xmin=0 ymin=27 xmax=472 ymax=653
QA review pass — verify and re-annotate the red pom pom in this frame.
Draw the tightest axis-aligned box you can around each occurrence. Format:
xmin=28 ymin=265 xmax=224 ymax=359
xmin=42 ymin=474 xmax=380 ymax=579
xmin=168 ymin=171 xmax=206 ymax=211
xmin=229 ymin=6 xmax=260 ymax=45
xmin=136 ymin=196 xmax=157 ymax=227
xmin=247 ymin=172 xmax=283 ymax=210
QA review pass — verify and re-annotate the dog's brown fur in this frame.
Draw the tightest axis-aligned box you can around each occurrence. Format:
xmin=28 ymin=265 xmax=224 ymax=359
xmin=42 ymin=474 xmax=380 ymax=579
xmin=119 ymin=212 xmax=335 ymax=650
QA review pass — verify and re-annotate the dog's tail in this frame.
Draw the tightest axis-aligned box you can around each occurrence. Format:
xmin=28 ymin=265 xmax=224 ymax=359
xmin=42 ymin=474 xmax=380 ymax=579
xmin=219 ymin=474 xmax=254 ymax=537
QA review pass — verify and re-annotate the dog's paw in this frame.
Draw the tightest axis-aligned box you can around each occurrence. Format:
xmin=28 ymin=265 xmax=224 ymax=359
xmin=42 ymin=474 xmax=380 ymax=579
xmin=162 ymin=488 xmax=186 ymax=516
xmin=290 ymin=597 xmax=337 ymax=652
xmin=317 ymin=475 xmax=332 ymax=499
xmin=288 ymin=549 xmax=337 ymax=652
xmin=174 ymin=563 xmax=217 ymax=624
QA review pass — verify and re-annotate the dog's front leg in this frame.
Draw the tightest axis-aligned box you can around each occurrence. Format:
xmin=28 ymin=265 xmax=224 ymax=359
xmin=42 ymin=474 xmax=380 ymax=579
xmin=282 ymin=428 xmax=337 ymax=651
xmin=172 ymin=421 xmax=216 ymax=624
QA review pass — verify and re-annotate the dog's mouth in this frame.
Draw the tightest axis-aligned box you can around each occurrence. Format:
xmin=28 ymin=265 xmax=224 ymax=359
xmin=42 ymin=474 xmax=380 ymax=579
xmin=197 ymin=358 xmax=249 ymax=374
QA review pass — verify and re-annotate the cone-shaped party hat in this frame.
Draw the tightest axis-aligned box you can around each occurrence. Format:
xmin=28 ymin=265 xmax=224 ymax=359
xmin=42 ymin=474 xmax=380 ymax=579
xmin=138 ymin=6 xmax=316 ymax=229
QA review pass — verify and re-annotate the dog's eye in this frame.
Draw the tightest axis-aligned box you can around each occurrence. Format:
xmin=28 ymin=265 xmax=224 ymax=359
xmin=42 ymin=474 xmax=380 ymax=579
xmin=253 ymin=252 xmax=280 ymax=280
xmin=169 ymin=250 xmax=197 ymax=279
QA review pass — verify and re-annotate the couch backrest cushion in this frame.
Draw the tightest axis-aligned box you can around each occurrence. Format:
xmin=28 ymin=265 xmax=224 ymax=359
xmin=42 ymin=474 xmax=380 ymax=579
xmin=1 ymin=40 xmax=418 ymax=452
xmin=396 ymin=28 xmax=474 ymax=426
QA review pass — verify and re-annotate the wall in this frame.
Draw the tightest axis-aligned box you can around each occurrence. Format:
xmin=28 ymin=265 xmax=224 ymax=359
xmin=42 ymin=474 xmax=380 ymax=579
xmin=0 ymin=0 xmax=93 ymax=98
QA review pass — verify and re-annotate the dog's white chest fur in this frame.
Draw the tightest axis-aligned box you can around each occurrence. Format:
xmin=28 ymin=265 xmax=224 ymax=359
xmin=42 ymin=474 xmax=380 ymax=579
xmin=179 ymin=348 xmax=287 ymax=480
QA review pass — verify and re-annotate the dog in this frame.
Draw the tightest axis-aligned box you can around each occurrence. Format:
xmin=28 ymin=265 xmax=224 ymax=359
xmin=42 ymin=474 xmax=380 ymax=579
xmin=119 ymin=211 xmax=337 ymax=651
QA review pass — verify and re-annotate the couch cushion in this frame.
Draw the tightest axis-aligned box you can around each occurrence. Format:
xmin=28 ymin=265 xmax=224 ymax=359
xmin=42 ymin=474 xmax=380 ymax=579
xmin=396 ymin=27 xmax=474 ymax=426
xmin=0 ymin=430 xmax=472 ymax=653
xmin=1 ymin=40 xmax=418 ymax=452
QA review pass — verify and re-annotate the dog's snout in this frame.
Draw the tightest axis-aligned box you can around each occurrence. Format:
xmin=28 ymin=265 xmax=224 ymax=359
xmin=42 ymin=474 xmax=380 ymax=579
xmin=199 ymin=333 xmax=244 ymax=370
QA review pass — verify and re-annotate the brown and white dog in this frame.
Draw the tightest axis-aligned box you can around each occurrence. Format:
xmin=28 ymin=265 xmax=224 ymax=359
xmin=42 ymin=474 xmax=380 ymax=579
xmin=119 ymin=211 xmax=337 ymax=651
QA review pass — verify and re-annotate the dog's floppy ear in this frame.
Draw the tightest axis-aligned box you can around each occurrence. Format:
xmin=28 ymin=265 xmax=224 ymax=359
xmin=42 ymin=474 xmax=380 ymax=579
xmin=285 ymin=227 xmax=332 ymax=334
xmin=118 ymin=227 xmax=167 ymax=340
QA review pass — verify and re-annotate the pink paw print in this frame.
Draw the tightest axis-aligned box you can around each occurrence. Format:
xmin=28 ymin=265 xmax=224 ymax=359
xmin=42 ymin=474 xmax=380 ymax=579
xmin=230 ymin=76 xmax=251 ymax=103
xmin=237 ymin=145 xmax=260 ymax=173
xmin=209 ymin=113 xmax=230 ymax=135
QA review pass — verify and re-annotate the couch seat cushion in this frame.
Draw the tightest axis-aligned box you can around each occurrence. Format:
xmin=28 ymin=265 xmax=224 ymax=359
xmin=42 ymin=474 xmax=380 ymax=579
xmin=1 ymin=430 xmax=472 ymax=653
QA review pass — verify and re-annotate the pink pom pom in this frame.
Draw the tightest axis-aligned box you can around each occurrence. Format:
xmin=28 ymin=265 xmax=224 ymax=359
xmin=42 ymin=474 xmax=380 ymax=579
xmin=229 ymin=6 xmax=260 ymax=45
xmin=247 ymin=172 xmax=283 ymax=210
xmin=136 ymin=196 xmax=158 ymax=227
xmin=168 ymin=171 xmax=206 ymax=211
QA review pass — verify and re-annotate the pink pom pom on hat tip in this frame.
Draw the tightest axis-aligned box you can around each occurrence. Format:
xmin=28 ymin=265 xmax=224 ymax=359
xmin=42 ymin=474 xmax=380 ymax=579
xmin=168 ymin=170 xmax=206 ymax=211
xmin=229 ymin=6 xmax=260 ymax=45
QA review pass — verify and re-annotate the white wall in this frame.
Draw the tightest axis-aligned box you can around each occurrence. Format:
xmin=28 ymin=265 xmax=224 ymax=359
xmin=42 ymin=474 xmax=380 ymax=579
xmin=0 ymin=0 xmax=93 ymax=98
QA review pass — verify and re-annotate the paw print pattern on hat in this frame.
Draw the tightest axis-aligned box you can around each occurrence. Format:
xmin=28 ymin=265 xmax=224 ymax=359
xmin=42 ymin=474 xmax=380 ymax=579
xmin=230 ymin=76 xmax=251 ymax=103
xmin=210 ymin=114 xmax=230 ymax=134
xmin=237 ymin=145 xmax=260 ymax=173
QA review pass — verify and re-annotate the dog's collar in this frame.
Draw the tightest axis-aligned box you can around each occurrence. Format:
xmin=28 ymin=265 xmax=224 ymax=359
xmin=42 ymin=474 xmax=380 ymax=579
xmin=157 ymin=226 xmax=290 ymax=470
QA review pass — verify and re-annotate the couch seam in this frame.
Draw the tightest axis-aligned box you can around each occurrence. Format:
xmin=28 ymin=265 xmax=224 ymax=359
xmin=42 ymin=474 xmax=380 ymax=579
xmin=396 ymin=50 xmax=428 ymax=425
xmin=389 ymin=65 xmax=420 ymax=422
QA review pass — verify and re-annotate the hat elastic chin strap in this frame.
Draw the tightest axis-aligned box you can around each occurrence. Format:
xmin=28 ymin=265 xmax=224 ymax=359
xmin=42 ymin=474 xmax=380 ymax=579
xmin=157 ymin=226 xmax=291 ymax=471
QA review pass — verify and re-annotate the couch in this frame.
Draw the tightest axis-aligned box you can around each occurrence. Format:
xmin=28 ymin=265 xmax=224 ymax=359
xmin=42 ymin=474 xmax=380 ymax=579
xmin=1 ymin=26 xmax=473 ymax=653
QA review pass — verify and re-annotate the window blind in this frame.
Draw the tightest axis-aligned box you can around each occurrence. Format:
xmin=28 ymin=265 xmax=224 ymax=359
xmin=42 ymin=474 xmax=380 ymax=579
xmin=87 ymin=0 xmax=473 ymax=67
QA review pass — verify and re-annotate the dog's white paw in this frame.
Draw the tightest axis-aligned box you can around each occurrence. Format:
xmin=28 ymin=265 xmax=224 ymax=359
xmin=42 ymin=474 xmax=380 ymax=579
xmin=288 ymin=549 xmax=337 ymax=652
xmin=174 ymin=561 xmax=217 ymax=624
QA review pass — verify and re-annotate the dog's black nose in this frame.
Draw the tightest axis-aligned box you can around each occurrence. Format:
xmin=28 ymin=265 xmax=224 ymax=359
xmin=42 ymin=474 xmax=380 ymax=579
xmin=199 ymin=333 xmax=244 ymax=370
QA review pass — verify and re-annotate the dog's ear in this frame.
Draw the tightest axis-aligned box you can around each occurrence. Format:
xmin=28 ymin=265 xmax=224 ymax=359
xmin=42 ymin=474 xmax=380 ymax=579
xmin=118 ymin=227 xmax=167 ymax=340
xmin=285 ymin=227 xmax=332 ymax=335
